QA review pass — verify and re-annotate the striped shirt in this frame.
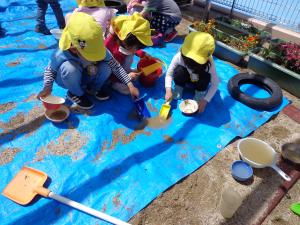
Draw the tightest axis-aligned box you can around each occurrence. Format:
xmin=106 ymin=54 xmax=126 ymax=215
xmin=43 ymin=49 xmax=131 ymax=89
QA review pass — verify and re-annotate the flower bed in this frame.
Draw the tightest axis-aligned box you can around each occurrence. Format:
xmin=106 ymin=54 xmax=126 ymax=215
xmin=189 ymin=19 xmax=262 ymax=65
xmin=215 ymin=16 xmax=270 ymax=39
xmin=248 ymin=40 xmax=300 ymax=97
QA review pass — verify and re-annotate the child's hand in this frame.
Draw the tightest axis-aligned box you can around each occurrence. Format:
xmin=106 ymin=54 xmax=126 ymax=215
xmin=37 ymin=87 xmax=52 ymax=99
xmin=129 ymin=71 xmax=142 ymax=81
xmin=165 ymin=88 xmax=172 ymax=102
xmin=127 ymin=82 xmax=140 ymax=99
xmin=197 ymin=99 xmax=208 ymax=113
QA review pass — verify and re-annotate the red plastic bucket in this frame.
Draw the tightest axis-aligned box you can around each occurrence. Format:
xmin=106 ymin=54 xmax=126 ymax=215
xmin=137 ymin=58 xmax=162 ymax=87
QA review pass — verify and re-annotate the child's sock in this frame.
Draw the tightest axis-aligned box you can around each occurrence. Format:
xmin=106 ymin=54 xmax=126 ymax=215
xmin=194 ymin=90 xmax=206 ymax=101
xmin=173 ymin=85 xmax=183 ymax=100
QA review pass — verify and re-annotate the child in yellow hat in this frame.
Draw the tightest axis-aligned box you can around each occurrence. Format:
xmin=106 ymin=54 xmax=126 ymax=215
xmin=105 ymin=13 xmax=153 ymax=94
xmin=37 ymin=12 xmax=139 ymax=109
xmin=66 ymin=0 xmax=117 ymax=36
xmin=141 ymin=0 xmax=182 ymax=42
xmin=164 ymin=32 xmax=220 ymax=113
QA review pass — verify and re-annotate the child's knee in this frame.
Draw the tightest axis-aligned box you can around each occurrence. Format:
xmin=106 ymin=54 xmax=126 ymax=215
xmin=59 ymin=61 xmax=82 ymax=81
xmin=97 ymin=62 xmax=112 ymax=79
xmin=173 ymin=65 xmax=189 ymax=85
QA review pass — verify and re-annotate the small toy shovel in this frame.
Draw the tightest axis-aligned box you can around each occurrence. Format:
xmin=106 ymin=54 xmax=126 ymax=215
xmin=290 ymin=203 xmax=300 ymax=216
xmin=134 ymin=95 xmax=151 ymax=119
xmin=2 ymin=167 xmax=130 ymax=225
xmin=159 ymin=101 xmax=171 ymax=120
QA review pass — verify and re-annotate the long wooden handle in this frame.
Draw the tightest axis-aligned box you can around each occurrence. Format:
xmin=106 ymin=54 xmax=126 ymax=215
xmin=48 ymin=192 xmax=131 ymax=225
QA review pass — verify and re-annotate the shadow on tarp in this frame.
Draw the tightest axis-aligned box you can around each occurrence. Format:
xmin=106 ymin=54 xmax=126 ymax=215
xmin=0 ymin=115 xmax=47 ymax=147
xmin=192 ymin=91 xmax=231 ymax=127
xmin=0 ymin=43 xmax=57 ymax=55
xmin=5 ymin=29 xmax=31 ymax=37
xmin=0 ymin=112 xmax=81 ymax=147
xmin=0 ymin=76 xmax=41 ymax=88
xmin=7 ymin=118 xmax=200 ymax=225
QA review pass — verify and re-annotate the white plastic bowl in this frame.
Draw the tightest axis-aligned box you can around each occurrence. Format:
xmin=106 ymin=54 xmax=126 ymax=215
xmin=179 ymin=99 xmax=198 ymax=115
xmin=237 ymin=137 xmax=291 ymax=181
xmin=45 ymin=105 xmax=70 ymax=123
xmin=50 ymin=29 xmax=63 ymax=40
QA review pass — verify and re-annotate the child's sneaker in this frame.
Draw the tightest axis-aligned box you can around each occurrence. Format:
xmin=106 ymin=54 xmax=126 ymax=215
xmin=164 ymin=30 xmax=178 ymax=42
xmin=35 ymin=25 xmax=51 ymax=35
xmin=95 ymin=90 xmax=110 ymax=101
xmin=112 ymin=82 xmax=130 ymax=95
xmin=67 ymin=91 xmax=94 ymax=109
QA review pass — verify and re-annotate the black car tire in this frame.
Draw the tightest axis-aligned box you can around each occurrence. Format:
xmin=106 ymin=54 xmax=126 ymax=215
xmin=228 ymin=73 xmax=283 ymax=111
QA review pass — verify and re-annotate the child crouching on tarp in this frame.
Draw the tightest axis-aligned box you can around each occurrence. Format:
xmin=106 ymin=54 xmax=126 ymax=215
xmin=140 ymin=0 xmax=182 ymax=42
xmin=66 ymin=0 xmax=117 ymax=36
xmin=37 ymin=12 xmax=139 ymax=109
xmin=105 ymin=13 xmax=153 ymax=94
xmin=164 ymin=32 xmax=219 ymax=113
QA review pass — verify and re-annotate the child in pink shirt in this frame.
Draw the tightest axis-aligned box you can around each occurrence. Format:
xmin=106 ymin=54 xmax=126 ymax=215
xmin=67 ymin=0 xmax=117 ymax=36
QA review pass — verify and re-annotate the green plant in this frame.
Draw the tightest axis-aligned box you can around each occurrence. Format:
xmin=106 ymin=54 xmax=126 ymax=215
xmin=192 ymin=19 xmax=216 ymax=36
xmin=192 ymin=20 xmax=260 ymax=52
xmin=260 ymin=41 xmax=283 ymax=65
xmin=258 ymin=40 xmax=300 ymax=74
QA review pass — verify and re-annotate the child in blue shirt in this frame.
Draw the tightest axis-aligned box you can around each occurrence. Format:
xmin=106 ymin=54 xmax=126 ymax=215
xmin=38 ymin=12 xmax=139 ymax=109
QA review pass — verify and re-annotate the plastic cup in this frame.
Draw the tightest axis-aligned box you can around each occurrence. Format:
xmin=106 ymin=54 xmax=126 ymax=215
xmin=220 ymin=187 xmax=242 ymax=218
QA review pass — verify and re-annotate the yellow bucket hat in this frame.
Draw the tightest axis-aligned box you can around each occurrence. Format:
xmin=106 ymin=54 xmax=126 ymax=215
xmin=112 ymin=12 xmax=153 ymax=46
xmin=59 ymin=12 xmax=106 ymax=62
xmin=76 ymin=0 xmax=105 ymax=7
xmin=181 ymin=32 xmax=215 ymax=64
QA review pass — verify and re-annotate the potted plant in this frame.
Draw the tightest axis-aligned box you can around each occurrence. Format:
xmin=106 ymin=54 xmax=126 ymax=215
xmin=215 ymin=16 xmax=270 ymax=39
xmin=248 ymin=40 xmax=300 ymax=97
xmin=189 ymin=20 xmax=260 ymax=65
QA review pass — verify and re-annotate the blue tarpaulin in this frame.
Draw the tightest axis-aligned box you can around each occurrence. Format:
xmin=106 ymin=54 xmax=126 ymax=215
xmin=0 ymin=1 xmax=289 ymax=224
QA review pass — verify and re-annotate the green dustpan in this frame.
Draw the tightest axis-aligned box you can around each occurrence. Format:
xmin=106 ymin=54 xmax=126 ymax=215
xmin=290 ymin=203 xmax=300 ymax=216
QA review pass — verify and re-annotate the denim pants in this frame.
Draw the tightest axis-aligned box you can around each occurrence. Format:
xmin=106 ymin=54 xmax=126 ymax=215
xmin=36 ymin=0 xmax=65 ymax=28
xmin=55 ymin=61 xmax=112 ymax=96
